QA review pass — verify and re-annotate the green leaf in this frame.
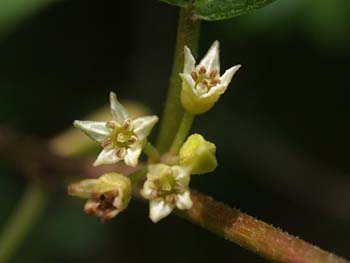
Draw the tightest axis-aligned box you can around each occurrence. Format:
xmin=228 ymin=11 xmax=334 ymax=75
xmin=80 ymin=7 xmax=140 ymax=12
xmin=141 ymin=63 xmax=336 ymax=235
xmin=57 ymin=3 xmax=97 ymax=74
xmin=195 ymin=0 xmax=277 ymax=21
xmin=160 ymin=0 xmax=189 ymax=7
xmin=0 ymin=0 xmax=58 ymax=38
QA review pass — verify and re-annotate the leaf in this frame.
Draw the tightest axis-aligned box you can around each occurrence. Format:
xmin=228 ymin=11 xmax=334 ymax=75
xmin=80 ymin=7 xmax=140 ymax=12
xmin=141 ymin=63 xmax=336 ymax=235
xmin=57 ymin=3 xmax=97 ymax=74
xmin=194 ymin=0 xmax=277 ymax=21
xmin=0 ymin=0 xmax=58 ymax=38
xmin=160 ymin=0 xmax=189 ymax=7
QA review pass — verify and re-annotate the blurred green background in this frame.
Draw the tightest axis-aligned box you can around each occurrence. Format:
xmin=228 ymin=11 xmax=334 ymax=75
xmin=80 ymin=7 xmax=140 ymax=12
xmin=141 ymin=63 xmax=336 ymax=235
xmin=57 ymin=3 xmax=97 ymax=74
xmin=0 ymin=0 xmax=349 ymax=262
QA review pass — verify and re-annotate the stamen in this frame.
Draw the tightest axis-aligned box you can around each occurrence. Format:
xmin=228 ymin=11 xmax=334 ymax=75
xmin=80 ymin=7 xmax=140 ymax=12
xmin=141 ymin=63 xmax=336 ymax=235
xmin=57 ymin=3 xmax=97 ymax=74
xmin=209 ymin=79 xmax=221 ymax=88
xmin=191 ymin=71 xmax=198 ymax=81
xmin=165 ymin=194 xmax=175 ymax=204
xmin=198 ymin=66 xmax=206 ymax=74
xmin=128 ymin=136 xmax=138 ymax=144
xmin=84 ymin=200 xmax=99 ymax=215
xmin=209 ymin=69 xmax=218 ymax=79
xmin=201 ymin=80 xmax=209 ymax=86
xmin=123 ymin=119 xmax=133 ymax=130
xmin=101 ymin=139 xmax=112 ymax=148
xmin=105 ymin=121 xmax=116 ymax=129
xmin=116 ymin=147 xmax=127 ymax=159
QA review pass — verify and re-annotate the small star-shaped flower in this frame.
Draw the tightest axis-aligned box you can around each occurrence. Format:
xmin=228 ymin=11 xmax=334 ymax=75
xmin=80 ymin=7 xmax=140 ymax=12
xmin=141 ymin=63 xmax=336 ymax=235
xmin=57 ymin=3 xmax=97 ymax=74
xmin=141 ymin=163 xmax=192 ymax=223
xmin=180 ymin=40 xmax=241 ymax=114
xmin=74 ymin=92 xmax=158 ymax=167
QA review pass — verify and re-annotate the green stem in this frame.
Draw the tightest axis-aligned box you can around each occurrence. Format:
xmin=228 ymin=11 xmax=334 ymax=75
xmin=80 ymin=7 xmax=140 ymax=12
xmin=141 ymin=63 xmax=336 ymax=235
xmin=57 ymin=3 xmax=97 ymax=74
xmin=0 ymin=183 xmax=48 ymax=262
xmin=156 ymin=5 xmax=200 ymax=153
xmin=128 ymin=167 xmax=148 ymax=185
xmin=143 ymin=142 xmax=160 ymax=162
xmin=170 ymin=111 xmax=194 ymax=154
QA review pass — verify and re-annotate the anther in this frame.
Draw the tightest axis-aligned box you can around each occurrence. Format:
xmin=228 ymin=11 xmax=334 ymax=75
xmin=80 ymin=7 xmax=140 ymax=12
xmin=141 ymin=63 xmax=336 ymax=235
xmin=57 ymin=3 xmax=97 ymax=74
xmin=123 ymin=119 xmax=133 ymax=130
xmin=106 ymin=121 xmax=116 ymax=129
xmin=201 ymin=80 xmax=209 ymax=86
xmin=198 ymin=66 xmax=206 ymax=74
xmin=209 ymin=69 xmax=218 ymax=79
xmin=191 ymin=71 xmax=198 ymax=81
xmin=165 ymin=194 xmax=175 ymax=204
xmin=128 ymin=136 xmax=138 ymax=144
xmin=116 ymin=147 xmax=127 ymax=159
xmin=101 ymin=139 xmax=112 ymax=148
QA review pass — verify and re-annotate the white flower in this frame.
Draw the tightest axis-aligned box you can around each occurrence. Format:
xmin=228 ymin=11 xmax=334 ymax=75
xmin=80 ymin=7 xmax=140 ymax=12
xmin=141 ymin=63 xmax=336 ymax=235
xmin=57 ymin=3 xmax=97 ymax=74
xmin=180 ymin=40 xmax=241 ymax=115
xmin=74 ymin=92 xmax=158 ymax=167
xmin=140 ymin=164 xmax=192 ymax=223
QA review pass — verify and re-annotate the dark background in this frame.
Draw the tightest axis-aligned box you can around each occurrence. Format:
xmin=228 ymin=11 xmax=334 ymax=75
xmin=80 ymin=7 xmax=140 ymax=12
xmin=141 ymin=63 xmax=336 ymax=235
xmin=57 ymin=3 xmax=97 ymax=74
xmin=0 ymin=0 xmax=349 ymax=262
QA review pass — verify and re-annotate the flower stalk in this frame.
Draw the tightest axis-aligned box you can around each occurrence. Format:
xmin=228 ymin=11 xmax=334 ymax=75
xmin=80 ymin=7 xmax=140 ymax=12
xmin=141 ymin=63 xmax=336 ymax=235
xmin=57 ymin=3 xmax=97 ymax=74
xmin=169 ymin=111 xmax=194 ymax=154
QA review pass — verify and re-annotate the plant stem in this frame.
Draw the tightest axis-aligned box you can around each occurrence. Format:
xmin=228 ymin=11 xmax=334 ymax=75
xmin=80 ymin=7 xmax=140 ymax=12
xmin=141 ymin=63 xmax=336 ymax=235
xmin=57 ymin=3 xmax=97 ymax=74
xmin=170 ymin=111 xmax=194 ymax=154
xmin=156 ymin=5 xmax=200 ymax=153
xmin=177 ymin=191 xmax=348 ymax=263
xmin=128 ymin=167 xmax=148 ymax=185
xmin=143 ymin=142 xmax=160 ymax=162
xmin=0 ymin=183 xmax=48 ymax=262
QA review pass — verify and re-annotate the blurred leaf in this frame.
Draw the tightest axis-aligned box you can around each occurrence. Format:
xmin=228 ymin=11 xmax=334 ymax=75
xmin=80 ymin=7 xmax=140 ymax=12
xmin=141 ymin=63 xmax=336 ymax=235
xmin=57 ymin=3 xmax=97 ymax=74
xmin=0 ymin=0 xmax=57 ymax=38
xmin=159 ymin=0 xmax=278 ymax=21
xmin=194 ymin=0 xmax=277 ymax=21
xmin=159 ymin=0 xmax=189 ymax=7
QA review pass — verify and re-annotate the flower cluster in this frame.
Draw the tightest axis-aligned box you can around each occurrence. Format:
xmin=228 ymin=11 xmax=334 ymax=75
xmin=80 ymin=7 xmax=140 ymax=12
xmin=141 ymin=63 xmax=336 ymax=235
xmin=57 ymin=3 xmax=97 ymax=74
xmin=68 ymin=40 xmax=239 ymax=223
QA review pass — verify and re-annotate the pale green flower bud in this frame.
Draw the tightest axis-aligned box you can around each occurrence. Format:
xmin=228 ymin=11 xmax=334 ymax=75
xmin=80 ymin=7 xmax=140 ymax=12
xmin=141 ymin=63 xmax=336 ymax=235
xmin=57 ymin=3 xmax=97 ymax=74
xmin=179 ymin=134 xmax=217 ymax=175
xmin=68 ymin=172 xmax=131 ymax=222
xmin=180 ymin=41 xmax=241 ymax=115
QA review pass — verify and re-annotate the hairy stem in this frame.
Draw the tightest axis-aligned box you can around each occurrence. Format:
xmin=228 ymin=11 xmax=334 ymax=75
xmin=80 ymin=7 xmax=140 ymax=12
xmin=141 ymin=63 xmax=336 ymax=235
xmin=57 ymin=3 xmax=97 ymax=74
xmin=170 ymin=111 xmax=194 ymax=154
xmin=0 ymin=183 xmax=48 ymax=262
xmin=156 ymin=5 xmax=200 ymax=153
xmin=0 ymin=128 xmax=348 ymax=263
xmin=177 ymin=191 xmax=348 ymax=263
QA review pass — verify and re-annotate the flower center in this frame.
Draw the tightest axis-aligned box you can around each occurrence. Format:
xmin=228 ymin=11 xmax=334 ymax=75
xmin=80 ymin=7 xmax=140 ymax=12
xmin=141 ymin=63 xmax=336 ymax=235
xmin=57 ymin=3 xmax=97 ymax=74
xmin=191 ymin=66 xmax=221 ymax=95
xmin=84 ymin=189 xmax=121 ymax=222
xmin=101 ymin=119 xmax=138 ymax=153
xmin=151 ymin=169 xmax=184 ymax=204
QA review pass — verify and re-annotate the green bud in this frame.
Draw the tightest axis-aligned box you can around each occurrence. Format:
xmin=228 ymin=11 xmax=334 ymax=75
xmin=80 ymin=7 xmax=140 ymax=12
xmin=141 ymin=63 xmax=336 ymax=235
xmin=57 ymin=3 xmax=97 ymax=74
xmin=179 ymin=134 xmax=217 ymax=175
xmin=68 ymin=173 xmax=131 ymax=222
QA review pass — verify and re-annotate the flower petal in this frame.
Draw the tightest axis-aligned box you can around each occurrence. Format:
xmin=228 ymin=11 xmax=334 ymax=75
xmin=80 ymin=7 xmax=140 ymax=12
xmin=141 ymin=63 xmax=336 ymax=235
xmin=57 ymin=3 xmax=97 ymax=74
xmin=205 ymin=65 xmax=241 ymax=98
xmin=197 ymin=40 xmax=220 ymax=74
xmin=133 ymin=115 xmax=158 ymax=141
xmin=93 ymin=148 xmax=120 ymax=166
xmin=149 ymin=199 xmax=174 ymax=223
xmin=73 ymin=120 xmax=110 ymax=143
xmin=172 ymin=165 xmax=191 ymax=185
xmin=124 ymin=144 xmax=142 ymax=167
xmin=183 ymin=46 xmax=196 ymax=74
xmin=180 ymin=73 xmax=196 ymax=92
xmin=176 ymin=190 xmax=193 ymax=210
xmin=110 ymin=91 xmax=129 ymax=123
xmin=140 ymin=180 xmax=154 ymax=199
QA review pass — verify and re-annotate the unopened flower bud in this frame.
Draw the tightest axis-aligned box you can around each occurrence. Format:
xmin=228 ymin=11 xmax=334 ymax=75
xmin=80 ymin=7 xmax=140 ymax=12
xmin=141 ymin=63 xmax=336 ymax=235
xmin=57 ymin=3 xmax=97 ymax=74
xmin=179 ymin=134 xmax=217 ymax=175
